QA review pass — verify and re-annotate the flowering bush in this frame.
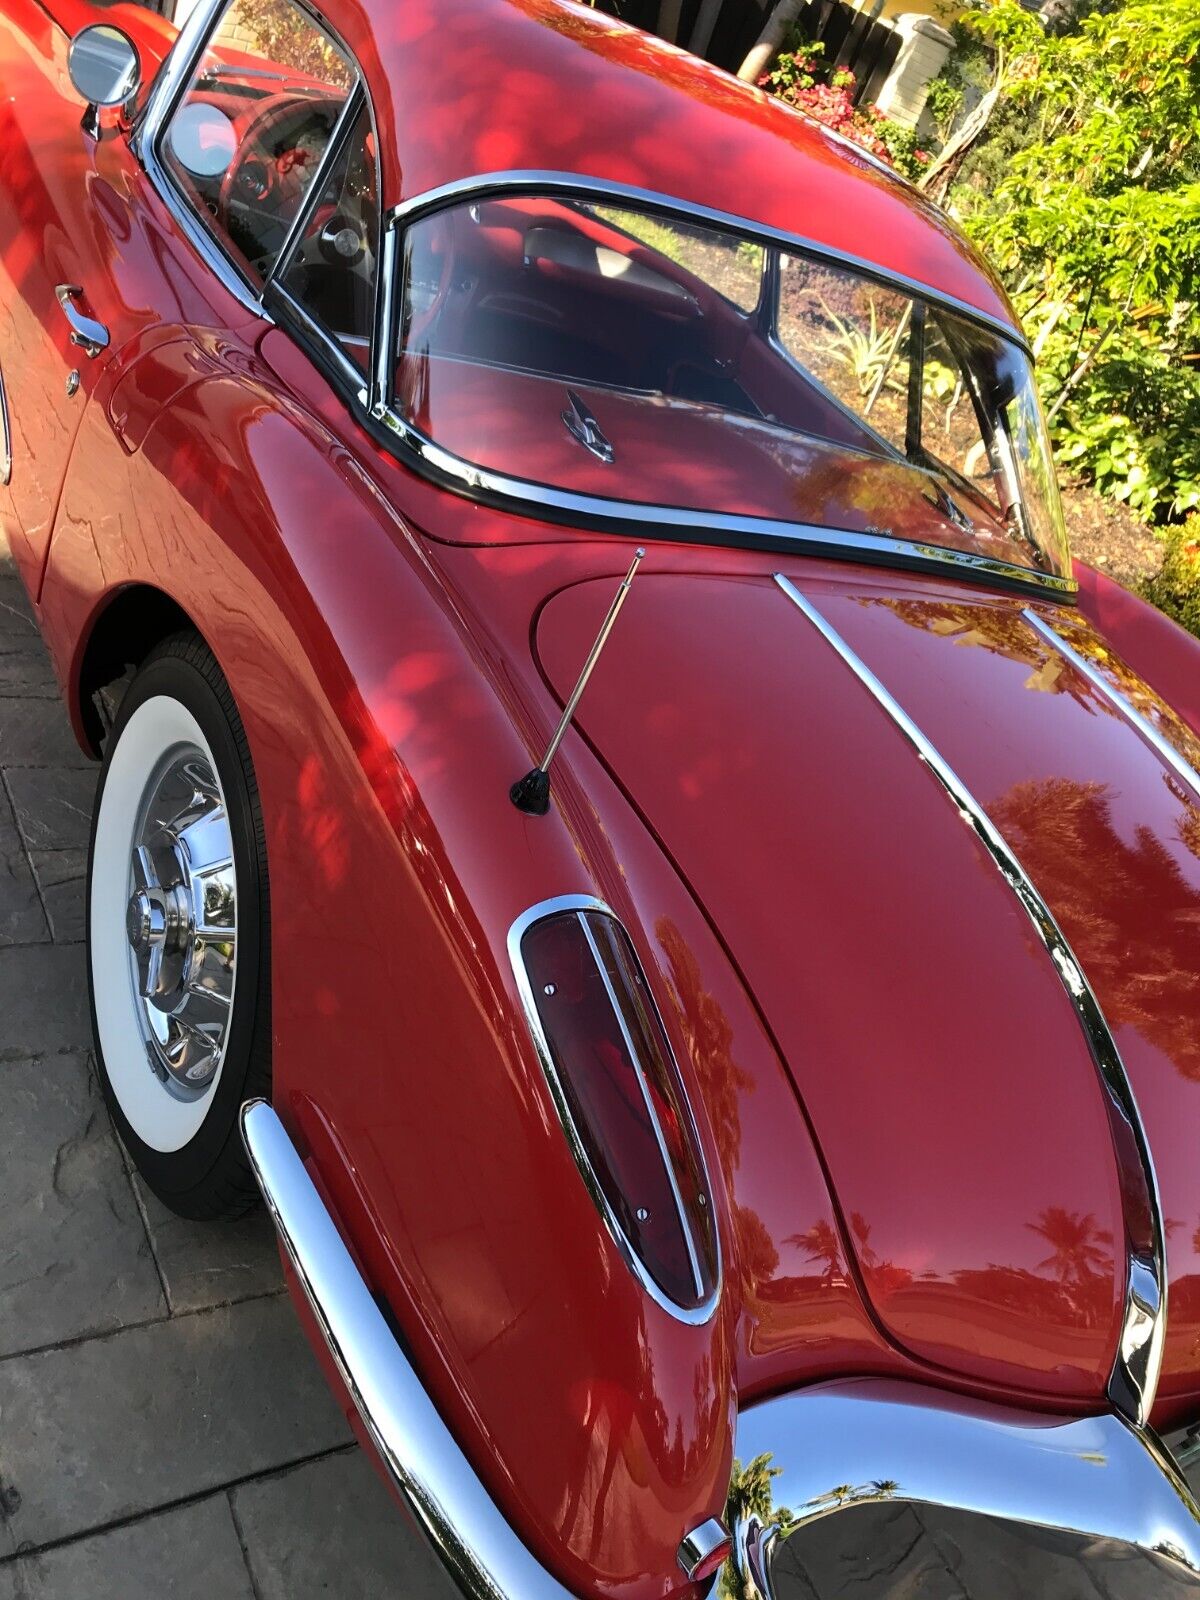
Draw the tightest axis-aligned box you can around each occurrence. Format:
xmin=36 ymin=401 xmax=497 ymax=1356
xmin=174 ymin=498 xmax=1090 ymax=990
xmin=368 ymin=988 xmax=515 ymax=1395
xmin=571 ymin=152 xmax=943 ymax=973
xmin=1141 ymin=516 xmax=1200 ymax=639
xmin=763 ymin=41 xmax=931 ymax=182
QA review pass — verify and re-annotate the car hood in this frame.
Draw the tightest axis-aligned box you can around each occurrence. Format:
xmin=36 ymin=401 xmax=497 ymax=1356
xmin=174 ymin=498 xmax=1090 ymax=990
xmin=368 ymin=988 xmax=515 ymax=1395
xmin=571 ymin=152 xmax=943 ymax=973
xmin=535 ymin=565 xmax=1200 ymax=1412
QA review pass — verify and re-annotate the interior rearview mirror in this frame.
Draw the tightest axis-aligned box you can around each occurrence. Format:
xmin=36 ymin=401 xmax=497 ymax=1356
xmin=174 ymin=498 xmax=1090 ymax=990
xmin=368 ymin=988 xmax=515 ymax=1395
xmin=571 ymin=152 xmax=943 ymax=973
xmin=67 ymin=23 xmax=141 ymax=112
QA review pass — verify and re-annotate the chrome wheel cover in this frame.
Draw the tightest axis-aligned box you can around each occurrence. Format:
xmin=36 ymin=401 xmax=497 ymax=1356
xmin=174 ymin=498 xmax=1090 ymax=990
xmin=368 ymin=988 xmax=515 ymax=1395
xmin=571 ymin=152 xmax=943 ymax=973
xmin=125 ymin=745 xmax=237 ymax=1096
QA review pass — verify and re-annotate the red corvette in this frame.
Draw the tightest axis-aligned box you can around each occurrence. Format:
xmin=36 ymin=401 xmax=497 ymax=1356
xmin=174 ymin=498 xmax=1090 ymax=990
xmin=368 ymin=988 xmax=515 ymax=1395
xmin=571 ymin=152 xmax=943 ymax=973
xmin=4 ymin=0 xmax=1200 ymax=1592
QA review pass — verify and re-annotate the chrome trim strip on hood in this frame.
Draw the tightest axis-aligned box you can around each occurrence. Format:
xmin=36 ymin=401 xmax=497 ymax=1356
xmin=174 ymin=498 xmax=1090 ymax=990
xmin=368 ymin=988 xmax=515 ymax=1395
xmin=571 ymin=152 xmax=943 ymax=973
xmin=239 ymin=1100 xmax=581 ymax=1600
xmin=726 ymin=1377 xmax=1200 ymax=1596
xmin=1023 ymin=607 xmax=1200 ymax=801
xmin=774 ymin=573 xmax=1167 ymax=1427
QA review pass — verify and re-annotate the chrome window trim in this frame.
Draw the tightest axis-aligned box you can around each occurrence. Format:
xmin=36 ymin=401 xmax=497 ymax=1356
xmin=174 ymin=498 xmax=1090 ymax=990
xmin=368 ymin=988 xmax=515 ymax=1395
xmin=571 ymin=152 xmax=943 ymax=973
xmin=506 ymin=893 xmax=721 ymax=1326
xmin=388 ymin=171 xmax=1032 ymax=358
xmin=371 ymin=401 xmax=1079 ymax=599
xmin=267 ymin=280 xmax=367 ymax=394
xmin=132 ymin=0 xmax=368 ymax=334
xmin=132 ymin=0 xmax=266 ymax=320
xmin=774 ymin=573 xmax=1167 ymax=1428
xmin=263 ymin=79 xmax=365 ymax=292
xmin=727 ymin=1377 xmax=1200 ymax=1596
xmin=0 ymin=360 xmax=11 ymax=486
xmin=1023 ymin=607 xmax=1200 ymax=802
xmin=377 ymin=172 xmax=1075 ymax=600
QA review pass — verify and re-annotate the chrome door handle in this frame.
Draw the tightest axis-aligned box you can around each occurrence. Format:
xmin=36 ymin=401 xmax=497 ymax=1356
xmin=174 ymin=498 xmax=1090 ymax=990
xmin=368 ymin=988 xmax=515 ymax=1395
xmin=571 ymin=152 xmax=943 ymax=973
xmin=55 ymin=284 xmax=109 ymax=358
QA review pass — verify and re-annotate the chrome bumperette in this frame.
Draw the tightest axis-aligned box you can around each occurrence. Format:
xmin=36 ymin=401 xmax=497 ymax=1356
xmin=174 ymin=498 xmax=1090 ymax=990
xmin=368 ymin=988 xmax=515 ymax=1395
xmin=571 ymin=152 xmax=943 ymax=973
xmin=1023 ymin=607 xmax=1200 ymax=801
xmin=723 ymin=1379 xmax=1200 ymax=1599
xmin=773 ymin=573 xmax=1167 ymax=1428
xmin=240 ymin=1103 xmax=1200 ymax=1599
xmin=239 ymin=1100 xmax=581 ymax=1600
xmin=506 ymin=893 xmax=721 ymax=1325
xmin=388 ymin=170 xmax=1031 ymax=357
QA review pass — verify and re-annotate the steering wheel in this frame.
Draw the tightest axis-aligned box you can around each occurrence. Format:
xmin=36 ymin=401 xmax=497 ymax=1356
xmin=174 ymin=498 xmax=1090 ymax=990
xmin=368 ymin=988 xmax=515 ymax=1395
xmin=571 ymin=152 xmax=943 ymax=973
xmin=216 ymin=92 xmax=342 ymax=239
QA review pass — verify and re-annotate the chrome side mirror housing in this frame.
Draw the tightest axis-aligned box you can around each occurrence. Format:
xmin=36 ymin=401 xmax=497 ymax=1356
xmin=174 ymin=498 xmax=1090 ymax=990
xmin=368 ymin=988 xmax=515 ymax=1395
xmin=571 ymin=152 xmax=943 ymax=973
xmin=67 ymin=24 xmax=142 ymax=139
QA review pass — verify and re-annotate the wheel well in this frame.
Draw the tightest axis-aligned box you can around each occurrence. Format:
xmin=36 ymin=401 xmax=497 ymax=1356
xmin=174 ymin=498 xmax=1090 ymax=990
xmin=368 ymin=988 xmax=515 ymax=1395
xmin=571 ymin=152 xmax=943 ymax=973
xmin=77 ymin=586 xmax=196 ymax=756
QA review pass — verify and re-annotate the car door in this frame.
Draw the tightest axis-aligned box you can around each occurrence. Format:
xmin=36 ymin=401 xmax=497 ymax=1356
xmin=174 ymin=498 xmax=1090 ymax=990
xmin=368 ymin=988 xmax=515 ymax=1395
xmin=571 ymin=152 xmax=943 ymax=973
xmin=0 ymin=0 xmax=365 ymax=601
xmin=0 ymin=0 xmax=176 ymax=596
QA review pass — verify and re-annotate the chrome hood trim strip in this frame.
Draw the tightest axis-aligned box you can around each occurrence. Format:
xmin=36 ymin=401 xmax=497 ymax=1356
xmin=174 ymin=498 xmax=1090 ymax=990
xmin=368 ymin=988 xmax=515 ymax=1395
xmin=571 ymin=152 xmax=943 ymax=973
xmin=725 ymin=1378 xmax=1200 ymax=1595
xmin=774 ymin=573 xmax=1166 ymax=1427
xmin=239 ymin=1101 xmax=580 ymax=1600
xmin=1023 ymin=607 xmax=1200 ymax=801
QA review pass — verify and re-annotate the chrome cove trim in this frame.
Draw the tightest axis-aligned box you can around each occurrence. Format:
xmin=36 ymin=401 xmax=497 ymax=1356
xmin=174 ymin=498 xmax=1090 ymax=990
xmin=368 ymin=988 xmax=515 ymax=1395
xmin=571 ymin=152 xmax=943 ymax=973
xmin=240 ymin=1100 xmax=581 ymax=1600
xmin=726 ymin=1378 xmax=1200 ymax=1596
xmin=774 ymin=573 xmax=1166 ymax=1427
xmin=506 ymin=893 xmax=721 ymax=1325
xmin=388 ymin=170 xmax=1031 ymax=356
xmin=1023 ymin=607 xmax=1200 ymax=801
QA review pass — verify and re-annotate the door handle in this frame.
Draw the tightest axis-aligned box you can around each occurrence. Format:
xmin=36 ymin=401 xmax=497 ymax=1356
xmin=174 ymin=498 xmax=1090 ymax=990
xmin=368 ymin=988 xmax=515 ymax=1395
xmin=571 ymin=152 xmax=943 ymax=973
xmin=55 ymin=284 xmax=109 ymax=358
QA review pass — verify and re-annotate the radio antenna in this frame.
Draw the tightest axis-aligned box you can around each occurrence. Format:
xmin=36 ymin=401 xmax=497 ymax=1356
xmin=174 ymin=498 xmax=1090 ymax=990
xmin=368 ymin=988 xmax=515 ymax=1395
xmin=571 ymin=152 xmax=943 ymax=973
xmin=510 ymin=548 xmax=645 ymax=816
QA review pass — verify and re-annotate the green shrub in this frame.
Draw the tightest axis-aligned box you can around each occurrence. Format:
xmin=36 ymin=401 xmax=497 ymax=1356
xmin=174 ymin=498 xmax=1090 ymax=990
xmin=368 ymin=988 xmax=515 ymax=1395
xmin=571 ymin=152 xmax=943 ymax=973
xmin=1141 ymin=517 xmax=1200 ymax=638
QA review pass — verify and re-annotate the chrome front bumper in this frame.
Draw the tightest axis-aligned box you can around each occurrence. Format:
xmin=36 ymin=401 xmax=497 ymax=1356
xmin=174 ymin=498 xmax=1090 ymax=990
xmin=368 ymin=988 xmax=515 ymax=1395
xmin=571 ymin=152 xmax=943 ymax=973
xmin=241 ymin=1101 xmax=1200 ymax=1599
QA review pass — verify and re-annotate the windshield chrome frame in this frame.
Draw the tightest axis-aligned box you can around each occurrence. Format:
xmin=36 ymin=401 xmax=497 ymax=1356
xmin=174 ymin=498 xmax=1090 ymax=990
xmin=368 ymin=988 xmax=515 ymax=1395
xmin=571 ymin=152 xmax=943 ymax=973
xmin=377 ymin=171 xmax=1075 ymax=601
xmin=132 ymin=0 xmax=368 ymax=331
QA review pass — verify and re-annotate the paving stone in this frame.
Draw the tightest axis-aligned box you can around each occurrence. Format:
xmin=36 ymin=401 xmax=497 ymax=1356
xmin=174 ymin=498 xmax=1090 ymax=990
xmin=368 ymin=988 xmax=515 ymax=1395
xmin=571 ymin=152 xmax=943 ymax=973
xmin=0 ymin=699 xmax=91 ymax=769
xmin=0 ymin=578 xmax=37 ymax=642
xmin=131 ymin=1172 xmax=284 ymax=1315
xmin=0 ymin=1054 xmax=163 ymax=1358
xmin=0 ymin=1493 xmax=255 ymax=1599
xmin=0 ymin=639 xmax=58 ymax=698
xmin=233 ymin=1448 xmax=457 ymax=1600
xmin=5 ymin=768 xmax=95 ymax=852
xmin=781 ymin=1503 xmax=968 ymax=1599
xmin=0 ymin=784 xmax=47 ymax=947
xmin=0 ymin=944 xmax=90 ymax=1058
xmin=28 ymin=848 xmax=85 ymax=944
xmin=0 ymin=1295 xmax=353 ymax=1548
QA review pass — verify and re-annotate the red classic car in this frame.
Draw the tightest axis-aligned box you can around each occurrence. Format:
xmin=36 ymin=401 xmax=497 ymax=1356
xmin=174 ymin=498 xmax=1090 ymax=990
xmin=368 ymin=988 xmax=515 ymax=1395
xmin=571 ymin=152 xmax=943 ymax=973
xmin=4 ymin=0 xmax=1200 ymax=1593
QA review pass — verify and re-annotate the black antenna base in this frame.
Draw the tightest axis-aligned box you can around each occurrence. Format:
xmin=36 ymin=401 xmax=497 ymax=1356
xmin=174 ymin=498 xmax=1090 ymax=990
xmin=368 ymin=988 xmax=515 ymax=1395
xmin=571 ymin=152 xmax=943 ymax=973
xmin=510 ymin=768 xmax=551 ymax=815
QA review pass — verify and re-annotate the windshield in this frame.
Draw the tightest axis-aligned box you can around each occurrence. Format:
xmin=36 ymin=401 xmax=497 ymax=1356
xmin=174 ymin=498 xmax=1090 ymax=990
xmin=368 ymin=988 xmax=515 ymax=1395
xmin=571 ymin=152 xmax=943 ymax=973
xmin=391 ymin=193 xmax=1068 ymax=582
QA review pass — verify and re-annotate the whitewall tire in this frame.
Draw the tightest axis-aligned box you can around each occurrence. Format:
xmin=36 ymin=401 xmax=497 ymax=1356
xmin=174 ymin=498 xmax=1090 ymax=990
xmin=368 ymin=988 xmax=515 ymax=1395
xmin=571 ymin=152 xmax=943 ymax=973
xmin=87 ymin=633 xmax=270 ymax=1219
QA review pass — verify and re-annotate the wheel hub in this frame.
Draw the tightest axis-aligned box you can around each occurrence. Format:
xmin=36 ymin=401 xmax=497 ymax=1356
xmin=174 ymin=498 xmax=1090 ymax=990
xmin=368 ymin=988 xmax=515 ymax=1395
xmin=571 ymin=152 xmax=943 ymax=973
xmin=124 ymin=748 xmax=237 ymax=1096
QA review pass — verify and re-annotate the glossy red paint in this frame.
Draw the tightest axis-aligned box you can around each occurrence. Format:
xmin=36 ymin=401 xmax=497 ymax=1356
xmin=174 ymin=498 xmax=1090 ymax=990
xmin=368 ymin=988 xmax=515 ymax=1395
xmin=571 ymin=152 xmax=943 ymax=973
xmin=4 ymin=0 xmax=1200 ymax=1589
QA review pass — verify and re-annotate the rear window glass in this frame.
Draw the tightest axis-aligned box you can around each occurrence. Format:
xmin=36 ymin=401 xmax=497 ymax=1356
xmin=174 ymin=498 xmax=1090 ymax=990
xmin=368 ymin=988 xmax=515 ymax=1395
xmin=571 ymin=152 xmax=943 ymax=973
xmin=391 ymin=193 xmax=1068 ymax=581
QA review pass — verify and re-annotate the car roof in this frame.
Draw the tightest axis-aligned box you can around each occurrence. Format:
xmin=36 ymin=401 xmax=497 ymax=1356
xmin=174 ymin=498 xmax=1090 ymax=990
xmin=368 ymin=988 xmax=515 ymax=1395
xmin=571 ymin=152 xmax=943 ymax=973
xmin=337 ymin=0 xmax=1018 ymax=335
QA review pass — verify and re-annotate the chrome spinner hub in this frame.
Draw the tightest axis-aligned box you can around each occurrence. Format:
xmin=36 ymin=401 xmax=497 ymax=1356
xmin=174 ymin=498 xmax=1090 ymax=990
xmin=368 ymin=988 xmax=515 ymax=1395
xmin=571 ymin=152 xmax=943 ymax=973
xmin=125 ymin=747 xmax=237 ymax=1096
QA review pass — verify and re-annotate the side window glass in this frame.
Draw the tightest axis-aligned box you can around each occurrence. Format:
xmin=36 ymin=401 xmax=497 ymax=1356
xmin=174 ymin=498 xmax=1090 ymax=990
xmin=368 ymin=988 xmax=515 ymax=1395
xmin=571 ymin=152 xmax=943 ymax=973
xmin=775 ymin=256 xmax=914 ymax=455
xmin=159 ymin=0 xmax=353 ymax=284
xmin=275 ymin=102 xmax=378 ymax=370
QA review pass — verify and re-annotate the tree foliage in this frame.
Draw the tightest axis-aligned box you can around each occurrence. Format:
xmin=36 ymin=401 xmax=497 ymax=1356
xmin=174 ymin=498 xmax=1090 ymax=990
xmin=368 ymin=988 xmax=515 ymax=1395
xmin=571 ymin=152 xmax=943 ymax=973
xmin=943 ymin=1 xmax=1200 ymax=523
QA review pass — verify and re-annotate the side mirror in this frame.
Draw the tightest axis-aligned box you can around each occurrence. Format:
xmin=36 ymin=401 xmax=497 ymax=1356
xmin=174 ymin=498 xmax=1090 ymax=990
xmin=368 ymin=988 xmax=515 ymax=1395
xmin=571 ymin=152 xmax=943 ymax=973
xmin=67 ymin=24 xmax=142 ymax=138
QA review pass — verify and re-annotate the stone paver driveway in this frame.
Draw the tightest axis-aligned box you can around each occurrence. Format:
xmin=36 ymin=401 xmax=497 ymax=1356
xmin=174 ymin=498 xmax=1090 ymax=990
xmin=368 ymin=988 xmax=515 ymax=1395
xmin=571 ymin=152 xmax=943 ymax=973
xmin=0 ymin=538 xmax=452 ymax=1598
